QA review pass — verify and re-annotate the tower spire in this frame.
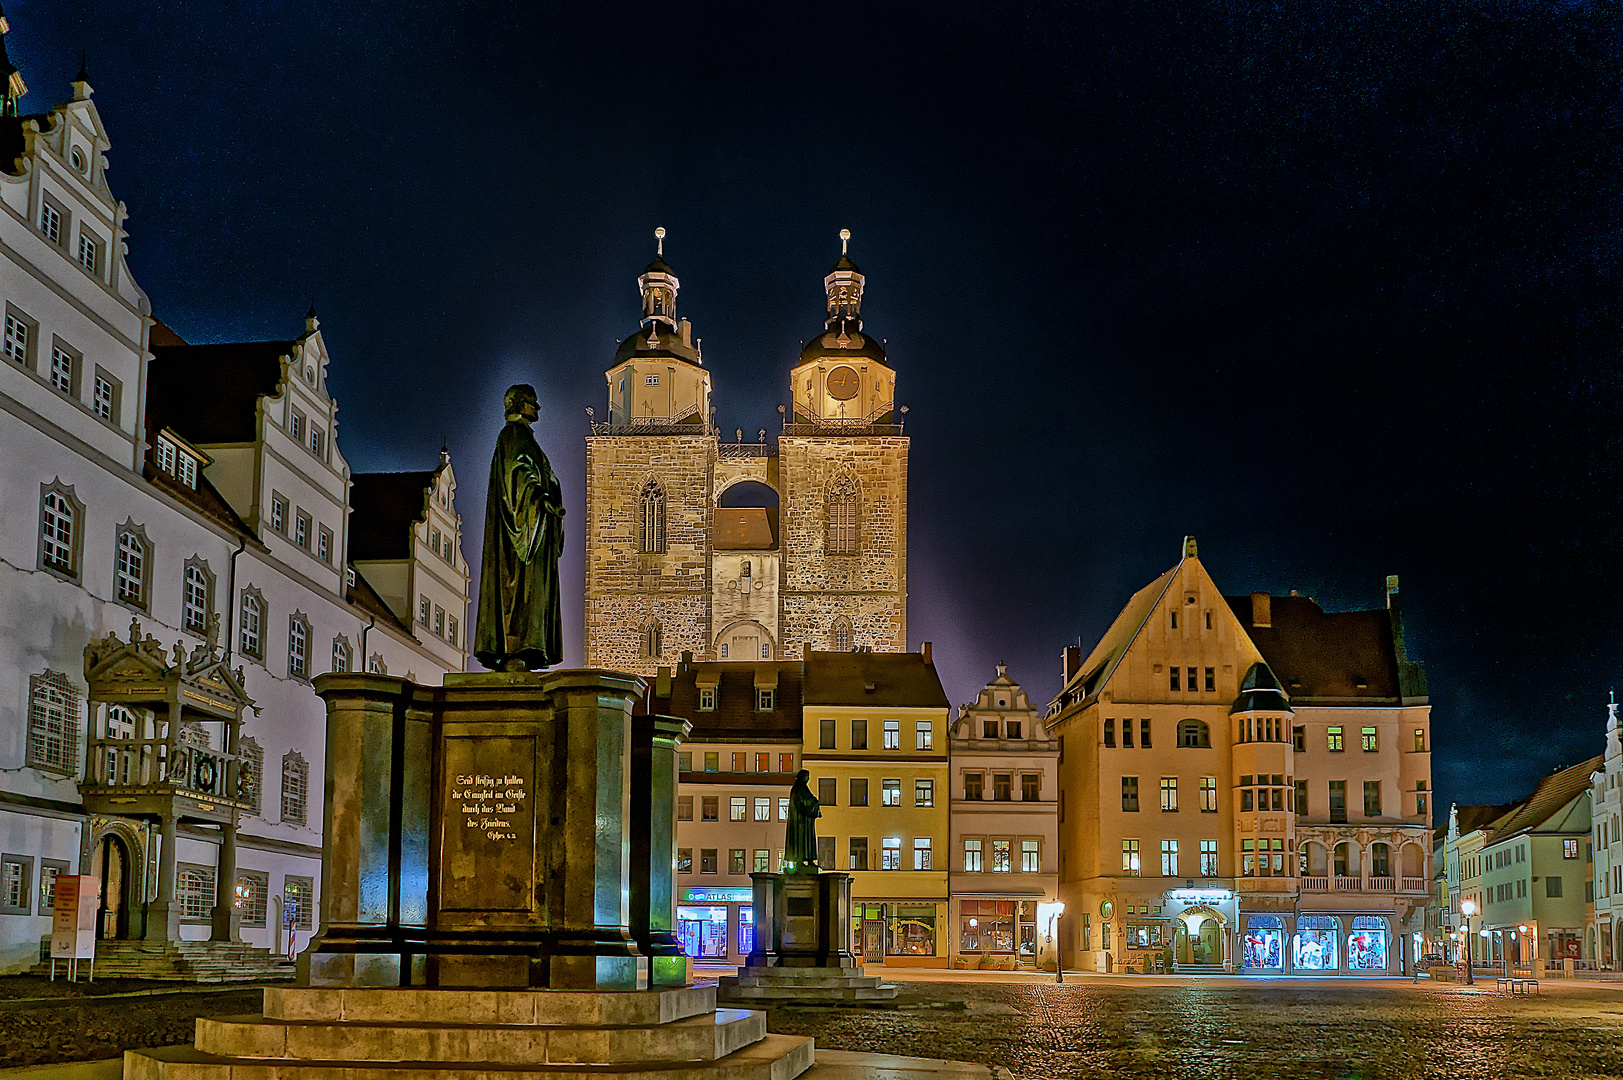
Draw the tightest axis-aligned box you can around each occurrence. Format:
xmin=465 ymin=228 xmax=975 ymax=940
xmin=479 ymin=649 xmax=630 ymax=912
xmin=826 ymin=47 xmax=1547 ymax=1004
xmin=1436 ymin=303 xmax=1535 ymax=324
xmin=637 ymin=228 xmax=679 ymax=329
xmin=824 ymin=228 xmax=863 ymax=331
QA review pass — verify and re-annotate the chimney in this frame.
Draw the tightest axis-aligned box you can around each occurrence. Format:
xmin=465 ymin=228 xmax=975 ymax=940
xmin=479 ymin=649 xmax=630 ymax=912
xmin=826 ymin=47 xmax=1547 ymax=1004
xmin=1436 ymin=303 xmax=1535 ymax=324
xmin=655 ymin=665 xmax=672 ymax=699
xmin=680 ymin=318 xmax=693 ymax=346
xmin=921 ymin=641 xmax=932 ymax=664
xmin=1250 ymin=593 xmax=1271 ymax=628
xmin=1386 ymin=575 xmax=1400 ymax=608
xmin=1063 ymin=645 xmax=1081 ymax=682
xmin=680 ymin=650 xmax=693 ymax=670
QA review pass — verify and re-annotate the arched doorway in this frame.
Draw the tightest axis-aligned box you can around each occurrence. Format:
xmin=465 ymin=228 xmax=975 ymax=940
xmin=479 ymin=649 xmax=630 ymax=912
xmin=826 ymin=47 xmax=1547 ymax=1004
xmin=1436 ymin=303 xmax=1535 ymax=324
xmin=95 ymin=833 xmax=130 ymax=940
xmin=1174 ymin=905 xmax=1227 ymax=967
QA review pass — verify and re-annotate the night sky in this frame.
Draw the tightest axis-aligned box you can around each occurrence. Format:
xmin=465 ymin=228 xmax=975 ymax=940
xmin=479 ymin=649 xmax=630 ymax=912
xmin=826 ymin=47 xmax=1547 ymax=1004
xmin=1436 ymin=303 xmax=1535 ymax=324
xmin=12 ymin=2 xmax=1619 ymax=817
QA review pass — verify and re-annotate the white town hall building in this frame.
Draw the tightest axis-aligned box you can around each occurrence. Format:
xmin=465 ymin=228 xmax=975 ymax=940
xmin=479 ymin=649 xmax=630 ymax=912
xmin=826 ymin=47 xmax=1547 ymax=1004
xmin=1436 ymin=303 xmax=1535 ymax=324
xmin=0 ymin=17 xmax=468 ymax=973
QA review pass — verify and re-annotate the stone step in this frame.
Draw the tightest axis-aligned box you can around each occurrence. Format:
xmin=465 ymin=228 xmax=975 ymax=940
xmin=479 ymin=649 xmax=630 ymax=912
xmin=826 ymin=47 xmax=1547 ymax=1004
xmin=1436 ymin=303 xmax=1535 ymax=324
xmin=265 ymin=986 xmax=719 ymax=1028
xmin=724 ymin=973 xmax=882 ymax=987
xmin=195 ymin=1009 xmax=767 ymax=1065
xmin=717 ymin=984 xmax=899 ymax=1004
xmin=125 ymin=1031 xmax=817 ymax=1080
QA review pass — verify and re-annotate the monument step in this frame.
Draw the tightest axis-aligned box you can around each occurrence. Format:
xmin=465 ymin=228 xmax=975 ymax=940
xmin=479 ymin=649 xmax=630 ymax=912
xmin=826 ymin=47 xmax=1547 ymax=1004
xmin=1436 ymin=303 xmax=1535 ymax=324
xmin=721 ymin=973 xmax=884 ymax=990
xmin=263 ymin=986 xmax=718 ymax=1028
xmin=735 ymin=965 xmax=865 ymax=979
xmin=716 ymin=984 xmax=900 ymax=1004
xmin=125 ymin=1031 xmax=817 ymax=1080
xmin=195 ymin=1008 xmax=767 ymax=1065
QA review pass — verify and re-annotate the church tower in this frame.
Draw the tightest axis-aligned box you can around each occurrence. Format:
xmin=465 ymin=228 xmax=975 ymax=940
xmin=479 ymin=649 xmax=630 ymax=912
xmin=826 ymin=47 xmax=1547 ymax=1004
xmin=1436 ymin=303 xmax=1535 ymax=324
xmin=583 ymin=230 xmax=717 ymax=674
xmin=777 ymin=231 xmax=908 ymax=656
xmin=583 ymin=229 xmax=909 ymax=675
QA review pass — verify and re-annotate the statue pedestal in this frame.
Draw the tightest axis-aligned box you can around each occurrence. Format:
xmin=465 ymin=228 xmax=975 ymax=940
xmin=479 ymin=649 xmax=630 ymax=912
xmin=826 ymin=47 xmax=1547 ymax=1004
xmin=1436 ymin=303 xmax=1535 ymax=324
xmin=718 ymin=872 xmax=897 ymax=1004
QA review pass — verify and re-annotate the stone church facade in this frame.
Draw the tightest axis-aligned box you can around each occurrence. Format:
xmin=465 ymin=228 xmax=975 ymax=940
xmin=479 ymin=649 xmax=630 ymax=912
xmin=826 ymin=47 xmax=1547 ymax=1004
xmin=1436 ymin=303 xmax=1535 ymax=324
xmin=584 ymin=232 xmax=908 ymax=675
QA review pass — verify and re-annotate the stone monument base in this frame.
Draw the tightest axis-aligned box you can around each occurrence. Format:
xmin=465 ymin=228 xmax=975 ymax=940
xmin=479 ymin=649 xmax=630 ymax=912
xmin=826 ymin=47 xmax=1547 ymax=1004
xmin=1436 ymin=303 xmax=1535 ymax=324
xmin=716 ymin=872 xmax=897 ymax=1004
xmin=123 ymin=985 xmax=814 ymax=1078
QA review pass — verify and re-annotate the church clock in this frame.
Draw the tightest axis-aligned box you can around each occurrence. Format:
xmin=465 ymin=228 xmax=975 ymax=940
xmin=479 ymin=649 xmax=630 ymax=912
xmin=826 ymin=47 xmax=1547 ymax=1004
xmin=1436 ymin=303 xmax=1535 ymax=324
xmin=826 ymin=365 xmax=860 ymax=400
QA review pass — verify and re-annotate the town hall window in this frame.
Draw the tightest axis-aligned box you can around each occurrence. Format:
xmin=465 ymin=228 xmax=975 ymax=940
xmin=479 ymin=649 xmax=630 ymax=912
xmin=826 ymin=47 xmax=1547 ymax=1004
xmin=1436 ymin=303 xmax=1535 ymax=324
xmin=113 ymin=523 xmax=151 ymax=608
xmin=182 ymin=558 xmax=213 ymax=634
xmin=39 ymin=484 xmax=82 ymax=580
xmin=1178 ymin=719 xmax=1210 ymax=748
xmin=638 ymin=479 xmax=666 ymax=553
xmin=281 ymin=751 xmax=309 ymax=826
xmin=27 ymin=670 xmax=79 ymax=774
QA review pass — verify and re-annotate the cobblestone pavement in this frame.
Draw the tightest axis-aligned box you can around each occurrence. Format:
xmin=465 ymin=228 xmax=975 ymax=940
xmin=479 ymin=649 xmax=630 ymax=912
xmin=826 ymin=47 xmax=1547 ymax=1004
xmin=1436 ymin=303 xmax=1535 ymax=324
xmin=4 ymin=973 xmax=1622 ymax=1077
xmin=0 ymin=984 xmax=263 ymax=1068
xmin=761 ymin=977 xmax=1623 ymax=1079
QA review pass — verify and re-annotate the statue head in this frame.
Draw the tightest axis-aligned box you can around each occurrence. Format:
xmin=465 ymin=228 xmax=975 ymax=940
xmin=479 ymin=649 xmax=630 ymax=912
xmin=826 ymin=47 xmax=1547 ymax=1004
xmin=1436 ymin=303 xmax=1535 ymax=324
xmin=504 ymin=384 xmax=540 ymax=424
xmin=795 ymin=769 xmax=811 ymax=787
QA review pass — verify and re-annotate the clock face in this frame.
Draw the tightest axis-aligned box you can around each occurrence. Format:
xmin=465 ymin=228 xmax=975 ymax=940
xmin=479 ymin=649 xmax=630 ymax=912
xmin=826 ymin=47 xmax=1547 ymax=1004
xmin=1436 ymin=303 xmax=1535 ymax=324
xmin=826 ymin=366 xmax=860 ymax=401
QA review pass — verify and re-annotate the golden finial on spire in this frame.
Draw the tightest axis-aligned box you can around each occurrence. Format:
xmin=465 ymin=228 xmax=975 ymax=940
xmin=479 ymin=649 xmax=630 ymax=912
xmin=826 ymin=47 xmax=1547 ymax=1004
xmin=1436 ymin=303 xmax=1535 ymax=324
xmin=654 ymin=226 xmax=665 ymax=256
xmin=839 ymin=228 xmax=850 ymax=254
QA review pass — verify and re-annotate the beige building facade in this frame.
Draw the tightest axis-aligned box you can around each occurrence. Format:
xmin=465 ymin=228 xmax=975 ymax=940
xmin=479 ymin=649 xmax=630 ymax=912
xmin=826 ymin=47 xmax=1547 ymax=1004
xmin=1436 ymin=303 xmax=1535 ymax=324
xmin=584 ymin=233 xmax=906 ymax=676
xmin=1046 ymin=537 xmax=1433 ymax=975
xmin=947 ymin=665 xmax=1059 ymax=968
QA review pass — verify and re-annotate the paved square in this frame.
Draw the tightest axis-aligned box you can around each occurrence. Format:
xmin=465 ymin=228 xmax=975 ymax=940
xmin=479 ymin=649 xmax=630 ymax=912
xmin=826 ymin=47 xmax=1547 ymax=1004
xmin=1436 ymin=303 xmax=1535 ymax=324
xmin=759 ymin=973 xmax=1623 ymax=1079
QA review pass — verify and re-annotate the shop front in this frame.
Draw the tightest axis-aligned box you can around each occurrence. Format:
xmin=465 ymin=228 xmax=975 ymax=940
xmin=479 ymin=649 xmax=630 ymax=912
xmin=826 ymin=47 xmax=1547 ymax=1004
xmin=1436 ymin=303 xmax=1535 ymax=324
xmin=1284 ymin=912 xmax=1396 ymax=975
xmin=952 ymin=898 xmax=1042 ymax=968
xmin=677 ymin=886 xmax=754 ymax=965
xmin=1161 ymin=887 xmax=1239 ymax=973
xmin=851 ymin=900 xmax=948 ymax=967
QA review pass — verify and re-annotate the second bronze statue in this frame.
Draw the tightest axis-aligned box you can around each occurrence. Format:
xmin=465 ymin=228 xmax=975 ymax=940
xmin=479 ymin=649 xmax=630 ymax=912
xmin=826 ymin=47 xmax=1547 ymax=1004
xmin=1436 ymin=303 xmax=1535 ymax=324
xmin=473 ymin=384 xmax=566 ymax=671
xmin=785 ymin=769 xmax=821 ymax=874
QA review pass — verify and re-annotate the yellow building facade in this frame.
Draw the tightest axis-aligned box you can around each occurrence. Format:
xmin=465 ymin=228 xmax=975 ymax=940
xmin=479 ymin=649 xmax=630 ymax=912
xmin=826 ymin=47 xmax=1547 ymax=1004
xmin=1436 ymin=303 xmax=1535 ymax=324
xmin=1048 ymin=538 xmax=1433 ymax=976
xmin=800 ymin=649 xmax=950 ymax=966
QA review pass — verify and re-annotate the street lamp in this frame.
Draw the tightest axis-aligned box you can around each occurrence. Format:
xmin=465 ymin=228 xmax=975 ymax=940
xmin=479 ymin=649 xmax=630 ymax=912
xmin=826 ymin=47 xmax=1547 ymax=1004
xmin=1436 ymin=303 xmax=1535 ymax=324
xmin=1460 ymin=900 xmax=1477 ymax=985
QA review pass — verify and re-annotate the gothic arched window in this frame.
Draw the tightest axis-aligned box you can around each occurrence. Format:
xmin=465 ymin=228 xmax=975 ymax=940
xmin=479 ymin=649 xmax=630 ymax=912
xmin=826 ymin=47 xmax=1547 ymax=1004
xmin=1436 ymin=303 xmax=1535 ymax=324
xmin=639 ymin=480 xmax=666 ymax=554
xmin=826 ymin=475 xmax=859 ymax=555
xmin=830 ymin=616 xmax=854 ymax=652
xmin=641 ymin=620 xmax=662 ymax=660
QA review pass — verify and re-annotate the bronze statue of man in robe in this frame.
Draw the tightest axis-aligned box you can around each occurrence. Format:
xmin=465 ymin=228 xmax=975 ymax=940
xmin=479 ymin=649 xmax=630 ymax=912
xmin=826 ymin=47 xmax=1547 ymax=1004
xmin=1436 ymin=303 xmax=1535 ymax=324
xmin=785 ymin=770 xmax=822 ymax=874
xmin=473 ymin=384 xmax=565 ymax=671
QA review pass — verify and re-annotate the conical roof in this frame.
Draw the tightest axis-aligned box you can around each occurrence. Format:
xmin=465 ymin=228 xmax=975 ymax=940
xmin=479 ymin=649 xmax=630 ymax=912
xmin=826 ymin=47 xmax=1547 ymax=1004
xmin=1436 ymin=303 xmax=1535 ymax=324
xmin=1231 ymin=660 xmax=1293 ymax=714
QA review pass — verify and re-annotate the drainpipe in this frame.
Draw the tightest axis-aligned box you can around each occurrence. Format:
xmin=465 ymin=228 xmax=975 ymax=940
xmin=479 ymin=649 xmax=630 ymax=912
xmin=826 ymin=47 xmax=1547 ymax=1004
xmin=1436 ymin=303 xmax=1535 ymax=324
xmin=359 ymin=614 xmax=376 ymax=672
xmin=222 ymin=537 xmax=247 ymax=664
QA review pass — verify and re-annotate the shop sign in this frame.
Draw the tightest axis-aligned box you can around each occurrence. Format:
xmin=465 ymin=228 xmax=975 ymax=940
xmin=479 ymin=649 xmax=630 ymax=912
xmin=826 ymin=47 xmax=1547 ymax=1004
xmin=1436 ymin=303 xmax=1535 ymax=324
xmin=1164 ymin=888 xmax=1234 ymax=906
xmin=680 ymin=887 xmax=752 ymax=904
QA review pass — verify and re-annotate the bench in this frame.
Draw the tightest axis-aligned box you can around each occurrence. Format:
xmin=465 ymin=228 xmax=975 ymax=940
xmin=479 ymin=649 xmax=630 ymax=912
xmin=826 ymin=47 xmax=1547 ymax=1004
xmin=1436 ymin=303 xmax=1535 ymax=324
xmin=1496 ymin=976 xmax=1540 ymax=995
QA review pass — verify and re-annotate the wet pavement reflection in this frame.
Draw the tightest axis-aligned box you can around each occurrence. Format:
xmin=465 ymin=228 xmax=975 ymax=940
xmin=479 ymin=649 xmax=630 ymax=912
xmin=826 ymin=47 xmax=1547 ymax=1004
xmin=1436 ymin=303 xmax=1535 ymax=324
xmin=762 ymin=978 xmax=1623 ymax=1079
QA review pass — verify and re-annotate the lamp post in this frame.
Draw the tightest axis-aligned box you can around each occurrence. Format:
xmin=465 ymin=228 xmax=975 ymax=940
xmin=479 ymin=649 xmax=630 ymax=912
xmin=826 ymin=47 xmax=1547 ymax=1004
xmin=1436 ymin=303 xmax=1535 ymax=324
xmin=1460 ymin=900 xmax=1476 ymax=985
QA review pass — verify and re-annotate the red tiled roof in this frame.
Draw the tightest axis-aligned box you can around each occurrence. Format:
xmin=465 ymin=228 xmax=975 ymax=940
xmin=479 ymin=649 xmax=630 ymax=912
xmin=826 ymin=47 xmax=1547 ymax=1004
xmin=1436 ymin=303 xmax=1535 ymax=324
xmin=349 ymin=471 xmax=437 ymax=561
xmin=1225 ymin=593 xmax=1401 ymax=701
xmin=714 ymin=507 xmax=776 ymax=550
xmin=803 ymin=650 xmax=949 ymax=709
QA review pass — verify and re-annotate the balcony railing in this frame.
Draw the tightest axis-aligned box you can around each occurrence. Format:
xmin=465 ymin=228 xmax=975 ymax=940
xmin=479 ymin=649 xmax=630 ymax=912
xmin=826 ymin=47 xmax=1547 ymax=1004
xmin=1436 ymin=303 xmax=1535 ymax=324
xmin=1401 ymin=877 xmax=1428 ymax=893
xmin=84 ymin=737 xmax=244 ymax=804
xmin=1334 ymin=876 xmax=1361 ymax=891
xmin=1368 ymin=877 xmax=1396 ymax=892
xmin=1301 ymin=876 xmax=1329 ymax=891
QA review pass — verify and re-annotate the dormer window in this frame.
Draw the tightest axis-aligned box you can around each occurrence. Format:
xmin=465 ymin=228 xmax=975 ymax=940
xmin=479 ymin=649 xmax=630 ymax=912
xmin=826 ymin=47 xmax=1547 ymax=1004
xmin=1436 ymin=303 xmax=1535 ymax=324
xmin=155 ymin=435 xmax=198 ymax=489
